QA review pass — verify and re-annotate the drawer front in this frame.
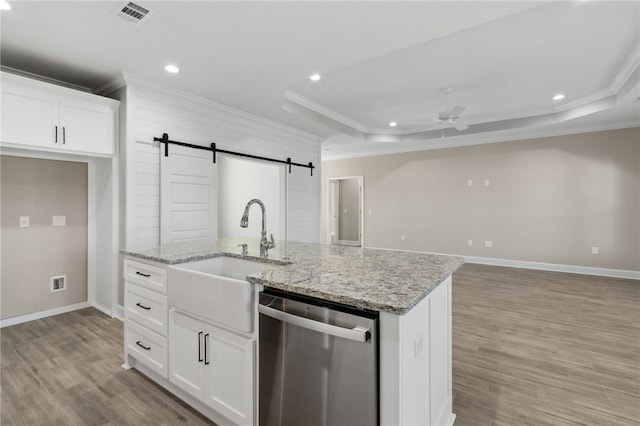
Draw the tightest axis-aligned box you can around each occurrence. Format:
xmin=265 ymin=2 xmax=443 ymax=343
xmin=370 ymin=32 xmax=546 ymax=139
xmin=124 ymin=259 xmax=167 ymax=293
xmin=125 ymin=320 xmax=168 ymax=379
xmin=125 ymin=283 xmax=168 ymax=336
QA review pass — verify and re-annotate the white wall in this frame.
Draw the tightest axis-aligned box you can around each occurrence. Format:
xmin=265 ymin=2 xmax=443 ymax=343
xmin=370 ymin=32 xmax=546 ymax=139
xmin=218 ymin=156 xmax=286 ymax=241
xmin=122 ymin=76 xmax=321 ymax=251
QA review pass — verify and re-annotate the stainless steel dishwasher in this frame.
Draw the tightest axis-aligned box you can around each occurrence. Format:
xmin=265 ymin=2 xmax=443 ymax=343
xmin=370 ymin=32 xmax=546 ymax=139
xmin=259 ymin=289 xmax=378 ymax=426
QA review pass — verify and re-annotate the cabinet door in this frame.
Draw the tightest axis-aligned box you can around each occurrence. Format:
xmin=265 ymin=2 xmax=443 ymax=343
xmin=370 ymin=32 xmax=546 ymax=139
xmin=169 ymin=310 xmax=206 ymax=400
xmin=205 ymin=326 xmax=255 ymax=426
xmin=1 ymin=82 xmax=59 ymax=148
xmin=60 ymin=98 xmax=114 ymax=155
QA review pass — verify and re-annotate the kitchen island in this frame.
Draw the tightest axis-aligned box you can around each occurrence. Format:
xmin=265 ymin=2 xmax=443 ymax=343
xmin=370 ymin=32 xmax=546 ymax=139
xmin=123 ymin=238 xmax=464 ymax=426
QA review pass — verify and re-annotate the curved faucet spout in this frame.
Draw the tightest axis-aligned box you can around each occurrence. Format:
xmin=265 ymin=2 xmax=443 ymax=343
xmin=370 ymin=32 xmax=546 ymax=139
xmin=240 ymin=199 xmax=275 ymax=257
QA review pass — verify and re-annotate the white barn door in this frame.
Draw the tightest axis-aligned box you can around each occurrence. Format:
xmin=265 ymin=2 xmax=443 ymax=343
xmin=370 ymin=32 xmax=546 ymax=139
xmin=160 ymin=145 xmax=217 ymax=244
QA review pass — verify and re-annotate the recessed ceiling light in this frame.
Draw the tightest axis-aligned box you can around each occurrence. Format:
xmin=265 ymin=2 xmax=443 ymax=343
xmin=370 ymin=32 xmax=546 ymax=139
xmin=309 ymin=73 xmax=321 ymax=82
xmin=553 ymin=93 xmax=565 ymax=101
xmin=164 ymin=64 xmax=180 ymax=74
xmin=0 ymin=1 xmax=11 ymax=11
xmin=389 ymin=122 xmax=397 ymax=127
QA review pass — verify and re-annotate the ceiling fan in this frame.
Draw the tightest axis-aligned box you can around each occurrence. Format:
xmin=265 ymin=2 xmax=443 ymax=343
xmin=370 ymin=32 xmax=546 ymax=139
xmin=405 ymin=88 xmax=471 ymax=132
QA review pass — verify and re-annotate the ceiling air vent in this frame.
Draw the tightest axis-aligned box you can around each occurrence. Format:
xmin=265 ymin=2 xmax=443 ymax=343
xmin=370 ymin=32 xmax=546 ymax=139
xmin=114 ymin=1 xmax=151 ymax=25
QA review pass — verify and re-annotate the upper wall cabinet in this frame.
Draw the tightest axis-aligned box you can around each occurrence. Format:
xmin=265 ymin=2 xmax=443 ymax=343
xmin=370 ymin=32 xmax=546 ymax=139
xmin=0 ymin=72 xmax=119 ymax=157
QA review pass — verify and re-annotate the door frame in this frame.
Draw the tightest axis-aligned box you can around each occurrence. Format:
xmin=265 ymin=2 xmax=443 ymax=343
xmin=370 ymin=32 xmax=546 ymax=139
xmin=327 ymin=176 xmax=364 ymax=247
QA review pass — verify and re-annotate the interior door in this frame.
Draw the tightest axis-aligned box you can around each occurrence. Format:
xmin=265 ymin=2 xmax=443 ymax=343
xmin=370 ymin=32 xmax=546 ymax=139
xmin=160 ymin=144 xmax=217 ymax=244
xmin=169 ymin=310 xmax=205 ymax=400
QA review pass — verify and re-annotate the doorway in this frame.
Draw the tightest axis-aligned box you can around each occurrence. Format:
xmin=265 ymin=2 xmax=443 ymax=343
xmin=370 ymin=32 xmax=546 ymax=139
xmin=328 ymin=176 xmax=363 ymax=247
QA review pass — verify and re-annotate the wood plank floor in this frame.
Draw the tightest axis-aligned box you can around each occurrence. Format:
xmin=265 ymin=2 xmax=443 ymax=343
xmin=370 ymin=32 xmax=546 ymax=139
xmin=452 ymin=264 xmax=640 ymax=426
xmin=1 ymin=308 xmax=215 ymax=426
xmin=1 ymin=264 xmax=638 ymax=425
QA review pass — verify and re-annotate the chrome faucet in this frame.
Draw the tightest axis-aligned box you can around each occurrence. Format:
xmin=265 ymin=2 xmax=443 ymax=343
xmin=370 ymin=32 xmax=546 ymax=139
xmin=240 ymin=199 xmax=275 ymax=257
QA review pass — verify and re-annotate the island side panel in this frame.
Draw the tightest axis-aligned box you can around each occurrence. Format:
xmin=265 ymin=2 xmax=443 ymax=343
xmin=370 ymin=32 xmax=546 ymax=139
xmin=380 ymin=276 xmax=454 ymax=426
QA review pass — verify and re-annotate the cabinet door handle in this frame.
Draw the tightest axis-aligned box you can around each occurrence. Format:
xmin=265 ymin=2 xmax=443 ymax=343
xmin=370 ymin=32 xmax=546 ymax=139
xmin=135 ymin=302 xmax=151 ymax=310
xmin=54 ymin=126 xmax=58 ymax=143
xmin=198 ymin=331 xmax=203 ymax=362
xmin=204 ymin=333 xmax=210 ymax=365
xmin=136 ymin=341 xmax=151 ymax=351
xmin=62 ymin=126 xmax=66 ymax=144
xmin=135 ymin=271 xmax=151 ymax=278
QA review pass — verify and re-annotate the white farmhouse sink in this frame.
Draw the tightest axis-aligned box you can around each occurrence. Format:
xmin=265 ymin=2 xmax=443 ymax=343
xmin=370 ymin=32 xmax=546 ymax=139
xmin=167 ymin=256 xmax=281 ymax=332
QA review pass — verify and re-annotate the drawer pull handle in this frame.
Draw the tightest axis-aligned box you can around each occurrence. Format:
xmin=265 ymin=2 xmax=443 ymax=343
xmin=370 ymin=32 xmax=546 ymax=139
xmin=204 ymin=333 xmax=210 ymax=365
xmin=198 ymin=331 xmax=203 ymax=362
xmin=62 ymin=126 xmax=66 ymax=144
xmin=55 ymin=126 xmax=58 ymax=143
xmin=135 ymin=302 xmax=151 ymax=310
xmin=136 ymin=341 xmax=151 ymax=351
xmin=135 ymin=271 xmax=151 ymax=278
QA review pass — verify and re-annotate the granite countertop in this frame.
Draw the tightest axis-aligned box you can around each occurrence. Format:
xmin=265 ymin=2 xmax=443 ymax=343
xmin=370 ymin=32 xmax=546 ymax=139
xmin=122 ymin=238 xmax=464 ymax=315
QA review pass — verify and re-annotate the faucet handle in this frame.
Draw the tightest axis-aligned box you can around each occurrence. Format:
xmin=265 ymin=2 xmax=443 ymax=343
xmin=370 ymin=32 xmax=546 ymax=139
xmin=237 ymin=243 xmax=248 ymax=255
xmin=268 ymin=234 xmax=276 ymax=249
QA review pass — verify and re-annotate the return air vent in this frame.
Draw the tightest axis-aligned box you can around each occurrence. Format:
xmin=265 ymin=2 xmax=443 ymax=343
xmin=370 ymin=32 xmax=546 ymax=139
xmin=114 ymin=1 xmax=151 ymax=25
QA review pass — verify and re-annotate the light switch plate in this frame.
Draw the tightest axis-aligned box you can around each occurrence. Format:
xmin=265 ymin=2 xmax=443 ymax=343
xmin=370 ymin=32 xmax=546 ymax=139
xmin=52 ymin=215 xmax=66 ymax=226
xmin=19 ymin=216 xmax=29 ymax=228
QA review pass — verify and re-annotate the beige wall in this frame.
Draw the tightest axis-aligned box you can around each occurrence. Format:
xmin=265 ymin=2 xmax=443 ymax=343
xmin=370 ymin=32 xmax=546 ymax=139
xmin=322 ymin=128 xmax=640 ymax=271
xmin=1 ymin=156 xmax=88 ymax=319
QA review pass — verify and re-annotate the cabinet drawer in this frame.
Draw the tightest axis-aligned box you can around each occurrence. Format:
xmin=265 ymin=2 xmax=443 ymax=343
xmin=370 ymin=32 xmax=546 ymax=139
xmin=125 ymin=283 xmax=168 ymax=336
xmin=124 ymin=259 xmax=167 ymax=293
xmin=125 ymin=320 xmax=168 ymax=379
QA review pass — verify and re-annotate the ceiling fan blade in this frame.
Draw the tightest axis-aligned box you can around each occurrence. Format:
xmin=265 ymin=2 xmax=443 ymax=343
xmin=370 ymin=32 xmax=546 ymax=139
xmin=452 ymin=122 xmax=469 ymax=131
xmin=449 ymin=105 xmax=466 ymax=117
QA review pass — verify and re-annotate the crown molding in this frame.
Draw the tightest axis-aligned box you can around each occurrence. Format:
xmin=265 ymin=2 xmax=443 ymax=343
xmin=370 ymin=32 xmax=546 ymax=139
xmin=322 ymin=121 xmax=640 ymax=161
xmin=0 ymin=66 xmax=92 ymax=92
xmin=284 ymin=89 xmax=370 ymax=134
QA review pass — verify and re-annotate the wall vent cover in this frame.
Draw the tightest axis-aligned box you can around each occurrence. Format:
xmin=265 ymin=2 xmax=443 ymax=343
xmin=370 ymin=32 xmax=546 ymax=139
xmin=51 ymin=275 xmax=67 ymax=292
xmin=114 ymin=1 xmax=151 ymax=25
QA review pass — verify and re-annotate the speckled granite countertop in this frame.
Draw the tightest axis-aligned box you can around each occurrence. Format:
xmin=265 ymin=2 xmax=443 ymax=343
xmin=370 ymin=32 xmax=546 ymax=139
xmin=122 ymin=239 xmax=464 ymax=314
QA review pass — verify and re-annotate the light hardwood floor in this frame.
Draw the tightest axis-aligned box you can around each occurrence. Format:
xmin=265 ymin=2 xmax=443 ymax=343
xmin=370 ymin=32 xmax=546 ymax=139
xmin=452 ymin=264 xmax=639 ymax=426
xmin=1 ymin=264 xmax=638 ymax=425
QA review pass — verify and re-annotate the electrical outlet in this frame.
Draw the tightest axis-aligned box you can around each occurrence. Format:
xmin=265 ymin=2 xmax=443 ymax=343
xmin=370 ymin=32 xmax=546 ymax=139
xmin=19 ymin=216 xmax=29 ymax=228
xmin=468 ymin=240 xmax=473 ymax=247
xmin=368 ymin=209 xmax=372 ymax=215
xmin=51 ymin=275 xmax=67 ymax=292
xmin=592 ymin=247 xmax=599 ymax=255
xmin=484 ymin=179 xmax=491 ymax=186
xmin=467 ymin=180 xmax=473 ymax=187
xmin=401 ymin=235 xmax=406 ymax=241
xmin=484 ymin=241 xmax=493 ymax=248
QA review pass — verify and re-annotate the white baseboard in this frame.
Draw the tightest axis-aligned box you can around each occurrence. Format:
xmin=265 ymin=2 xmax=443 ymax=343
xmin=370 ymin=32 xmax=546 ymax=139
xmin=114 ymin=304 xmax=125 ymax=321
xmin=366 ymin=246 xmax=640 ymax=280
xmin=464 ymin=255 xmax=640 ymax=280
xmin=92 ymin=303 xmax=113 ymax=317
xmin=0 ymin=301 xmax=91 ymax=328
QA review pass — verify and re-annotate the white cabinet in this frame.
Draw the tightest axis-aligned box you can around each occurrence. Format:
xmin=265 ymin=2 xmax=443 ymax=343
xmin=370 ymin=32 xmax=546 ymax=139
xmin=0 ymin=71 xmax=118 ymax=156
xmin=124 ymin=258 xmax=169 ymax=379
xmin=169 ymin=309 xmax=255 ymax=426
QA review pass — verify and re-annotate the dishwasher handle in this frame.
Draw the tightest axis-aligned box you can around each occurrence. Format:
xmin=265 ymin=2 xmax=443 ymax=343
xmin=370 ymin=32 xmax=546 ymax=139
xmin=259 ymin=303 xmax=370 ymax=342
